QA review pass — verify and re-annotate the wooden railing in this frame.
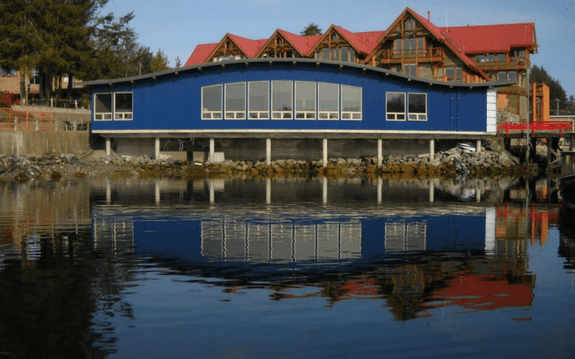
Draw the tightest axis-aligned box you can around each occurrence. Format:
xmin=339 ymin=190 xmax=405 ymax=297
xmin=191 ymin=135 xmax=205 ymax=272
xmin=379 ymin=47 xmax=445 ymax=63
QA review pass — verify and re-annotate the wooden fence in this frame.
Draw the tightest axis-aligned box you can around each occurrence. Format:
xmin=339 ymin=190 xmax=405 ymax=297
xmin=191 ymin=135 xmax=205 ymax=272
xmin=0 ymin=107 xmax=89 ymax=132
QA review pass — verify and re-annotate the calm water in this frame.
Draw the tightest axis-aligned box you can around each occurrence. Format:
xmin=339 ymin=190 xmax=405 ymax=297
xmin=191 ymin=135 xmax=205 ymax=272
xmin=0 ymin=176 xmax=574 ymax=359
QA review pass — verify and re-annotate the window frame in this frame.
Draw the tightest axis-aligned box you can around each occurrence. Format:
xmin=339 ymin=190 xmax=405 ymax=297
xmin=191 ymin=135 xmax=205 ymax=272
xmin=295 ymin=81 xmax=317 ymax=120
xmin=341 ymin=85 xmax=362 ymax=121
xmin=201 ymin=84 xmax=223 ymax=120
xmin=386 ymin=92 xmax=406 ymax=121
xmin=248 ymin=81 xmax=270 ymax=120
xmin=225 ymin=82 xmax=246 ymax=120
xmin=407 ymin=92 xmax=427 ymax=121
xmin=318 ymin=82 xmax=339 ymax=120
xmin=113 ymin=92 xmax=133 ymax=121
xmin=94 ymin=93 xmax=113 ymax=121
xmin=271 ymin=80 xmax=293 ymax=120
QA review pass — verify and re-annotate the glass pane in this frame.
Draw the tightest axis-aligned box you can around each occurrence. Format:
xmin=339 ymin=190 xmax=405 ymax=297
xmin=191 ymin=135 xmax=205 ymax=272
xmin=203 ymin=85 xmax=222 ymax=112
xmin=318 ymin=83 xmax=338 ymax=112
xmin=95 ymin=94 xmax=112 ymax=113
xmin=342 ymin=85 xmax=361 ymax=112
xmin=226 ymin=83 xmax=245 ymax=112
xmin=295 ymin=82 xmax=316 ymax=112
xmin=386 ymin=93 xmax=405 ymax=113
xmin=115 ymin=93 xmax=132 ymax=112
xmin=408 ymin=93 xmax=426 ymax=114
xmin=341 ymin=47 xmax=349 ymax=62
xmin=322 ymin=48 xmax=329 ymax=60
xmin=272 ymin=81 xmax=292 ymax=112
xmin=249 ymin=82 xmax=269 ymax=112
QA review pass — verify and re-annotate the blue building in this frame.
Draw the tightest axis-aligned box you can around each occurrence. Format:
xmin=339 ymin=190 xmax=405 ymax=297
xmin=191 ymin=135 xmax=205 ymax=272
xmin=85 ymin=58 xmax=512 ymax=164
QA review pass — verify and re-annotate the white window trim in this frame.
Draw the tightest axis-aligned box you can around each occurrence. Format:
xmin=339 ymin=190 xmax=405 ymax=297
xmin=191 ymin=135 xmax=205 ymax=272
xmin=114 ymin=92 xmax=133 ymax=121
xmin=225 ymin=82 xmax=246 ymax=120
xmin=386 ymin=92 xmax=406 ymax=121
xmin=201 ymin=84 xmax=223 ymax=120
xmin=248 ymin=81 xmax=270 ymax=120
xmin=271 ymin=81 xmax=293 ymax=120
xmin=295 ymin=81 xmax=316 ymax=120
xmin=94 ymin=93 xmax=113 ymax=121
xmin=318 ymin=82 xmax=339 ymax=120
xmin=341 ymin=85 xmax=362 ymax=121
xmin=407 ymin=92 xmax=427 ymax=122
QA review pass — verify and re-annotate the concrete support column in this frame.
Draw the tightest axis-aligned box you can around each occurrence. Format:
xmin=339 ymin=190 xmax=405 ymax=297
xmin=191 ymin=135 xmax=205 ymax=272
xmin=476 ymin=140 xmax=482 ymax=153
xmin=266 ymin=138 xmax=272 ymax=165
xmin=105 ymin=138 xmax=111 ymax=156
xmin=209 ymin=179 xmax=215 ymax=204
xmin=377 ymin=138 xmax=383 ymax=166
xmin=429 ymin=139 xmax=435 ymax=161
xmin=154 ymin=137 xmax=160 ymax=160
xmin=429 ymin=182 xmax=435 ymax=203
xmin=323 ymin=138 xmax=328 ymax=168
xmin=209 ymin=138 xmax=215 ymax=163
xmin=155 ymin=181 xmax=161 ymax=205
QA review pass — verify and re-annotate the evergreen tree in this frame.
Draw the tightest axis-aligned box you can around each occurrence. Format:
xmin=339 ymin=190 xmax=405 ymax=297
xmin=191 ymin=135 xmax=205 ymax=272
xmin=174 ymin=56 xmax=181 ymax=69
xmin=150 ymin=49 xmax=169 ymax=72
xmin=301 ymin=23 xmax=322 ymax=36
xmin=531 ymin=65 xmax=568 ymax=111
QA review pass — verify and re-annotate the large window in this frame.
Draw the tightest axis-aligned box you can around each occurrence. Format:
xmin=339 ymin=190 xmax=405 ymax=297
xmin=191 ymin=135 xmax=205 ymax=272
xmin=201 ymin=81 xmax=363 ymax=122
xmin=272 ymin=81 xmax=293 ymax=119
xmin=94 ymin=93 xmax=133 ymax=121
xmin=386 ymin=92 xmax=428 ymax=121
xmin=114 ymin=93 xmax=133 ymax=120
xmin=386 ymin=92 xmax=405 ymax=121
xmin=295 ymin=81 xmax=316 ymax=120
xmin=248 ymin=82 xmax=269 ymax=119
xmin=341 ymin=85 xmax=362 ymax=120
xmin=94 ymin=93 xmax=112 ymax=121
xmin=225 ymin=82 xmax=246 ymax=120
xmin=318 ymin=83 xmax=339 ymax=120
xmin=202 ymin=85 xmax=223 ymax=119
xmin=408 ymin=93 xmax=427 ymax=121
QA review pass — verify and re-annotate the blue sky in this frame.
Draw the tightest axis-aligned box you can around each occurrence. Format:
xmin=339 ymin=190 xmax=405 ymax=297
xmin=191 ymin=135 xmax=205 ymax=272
xmin=102 ymin=0 xmax=575 ymax=98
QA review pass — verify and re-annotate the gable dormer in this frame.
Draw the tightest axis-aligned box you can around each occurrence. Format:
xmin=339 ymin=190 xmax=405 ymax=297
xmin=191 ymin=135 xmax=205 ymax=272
xmin=255 ymin=30 xmax=302 ymax=59
xmin=308 ymin=25 xmax=362 ymax=63
xmin=205 ymin=34 xmax=249 ymax=63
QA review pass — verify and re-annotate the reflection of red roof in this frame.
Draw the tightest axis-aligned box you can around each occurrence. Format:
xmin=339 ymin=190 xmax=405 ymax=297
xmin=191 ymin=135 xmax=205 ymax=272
xmin=184 ymin=43 xmax=218 ymax=66
xmin=432 ymin=275 xmax=533 ymax=310
xmin=440 ymin=23 xmax=537 ymax=54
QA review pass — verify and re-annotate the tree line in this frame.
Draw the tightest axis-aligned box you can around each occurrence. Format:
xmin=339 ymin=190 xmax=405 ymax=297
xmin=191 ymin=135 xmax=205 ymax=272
xmin=0 ymin=0 xmax=174 ymax=103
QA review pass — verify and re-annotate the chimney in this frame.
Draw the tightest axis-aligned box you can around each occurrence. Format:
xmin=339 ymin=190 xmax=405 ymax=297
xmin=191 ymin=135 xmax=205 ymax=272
xmin=428 ymin=11 xmax=431 ymax=22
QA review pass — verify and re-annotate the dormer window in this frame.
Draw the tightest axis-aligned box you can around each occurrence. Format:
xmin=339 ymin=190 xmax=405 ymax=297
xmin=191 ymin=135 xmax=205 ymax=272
xmin=405 ymin=18 xmax=415 ymax=30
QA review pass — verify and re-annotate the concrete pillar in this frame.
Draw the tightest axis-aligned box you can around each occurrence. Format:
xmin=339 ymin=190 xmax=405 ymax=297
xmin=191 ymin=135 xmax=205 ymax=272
xmin=266 ymin=138 xmax=272 ymax=165
xmin=476 ymin=140 xmax=482 ymax=153
xmin=377 ymin=138 xmax=383 ymax=166
xmin=155 ymin=181 xmax=161 ymax=205
xmin=209 ymin=179 xmax=215 ymax=204
xmin=476 ymin=188 xmax=481 ymax=202
xmin=154 ymin=137 xmax=160 ymax=160
xmin=209 ymin=138 xmax=215 ymax=163
xmin=105 ymin=180 xmax=111 ymax=204
xmin=105 ymin=138 xmax=111 ymax=156
xmin=429 ymin=139 xmax=435 ymax=161
xmin=323 ymin=138 xmax=328 ymax=168
xmin=429 ymin=182 xmax=434 ymax=203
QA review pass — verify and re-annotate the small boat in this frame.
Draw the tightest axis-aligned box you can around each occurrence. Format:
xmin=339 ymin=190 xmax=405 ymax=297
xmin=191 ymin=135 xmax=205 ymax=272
xmin=559 ymin=133 xmax=575 ymax=229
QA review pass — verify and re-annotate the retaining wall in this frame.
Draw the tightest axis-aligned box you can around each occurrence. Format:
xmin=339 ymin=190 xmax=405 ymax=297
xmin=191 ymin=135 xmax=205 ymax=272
xmin=0 ymin=131 xmax=90 ymax=156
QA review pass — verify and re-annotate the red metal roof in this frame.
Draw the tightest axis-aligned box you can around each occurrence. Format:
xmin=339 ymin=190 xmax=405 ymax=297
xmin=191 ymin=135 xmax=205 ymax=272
xmin=227 ymin=34 xmax=268 ymax=58
xmin=440 ymin=23 xmax=537 ymax=54
xmin=277 ymin=29 xmax=322 ymax=56
xmin=184 ymin=43 xmax=218 ymax=66
xmin=332 ymin=25 xmax=385 ymax=55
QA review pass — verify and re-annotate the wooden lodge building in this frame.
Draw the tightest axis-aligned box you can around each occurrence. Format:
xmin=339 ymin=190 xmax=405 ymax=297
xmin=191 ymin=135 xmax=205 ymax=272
xmin=85 ymin=8 xmax=537 ymax=163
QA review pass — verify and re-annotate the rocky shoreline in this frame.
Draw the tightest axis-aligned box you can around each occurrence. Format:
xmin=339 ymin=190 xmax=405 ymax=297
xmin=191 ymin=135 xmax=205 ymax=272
xmin=0 ymin=138 xmax=545 ymax=183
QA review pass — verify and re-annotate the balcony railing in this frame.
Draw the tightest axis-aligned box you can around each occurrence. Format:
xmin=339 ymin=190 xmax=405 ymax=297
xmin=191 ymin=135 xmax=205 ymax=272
xmin=380 ymin=47 xmax=445 ymax=63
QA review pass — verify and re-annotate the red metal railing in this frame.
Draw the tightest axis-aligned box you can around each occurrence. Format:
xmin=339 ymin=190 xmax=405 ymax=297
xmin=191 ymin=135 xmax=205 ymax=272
xmin=498 ymin=121 xmax=575 ymax=137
